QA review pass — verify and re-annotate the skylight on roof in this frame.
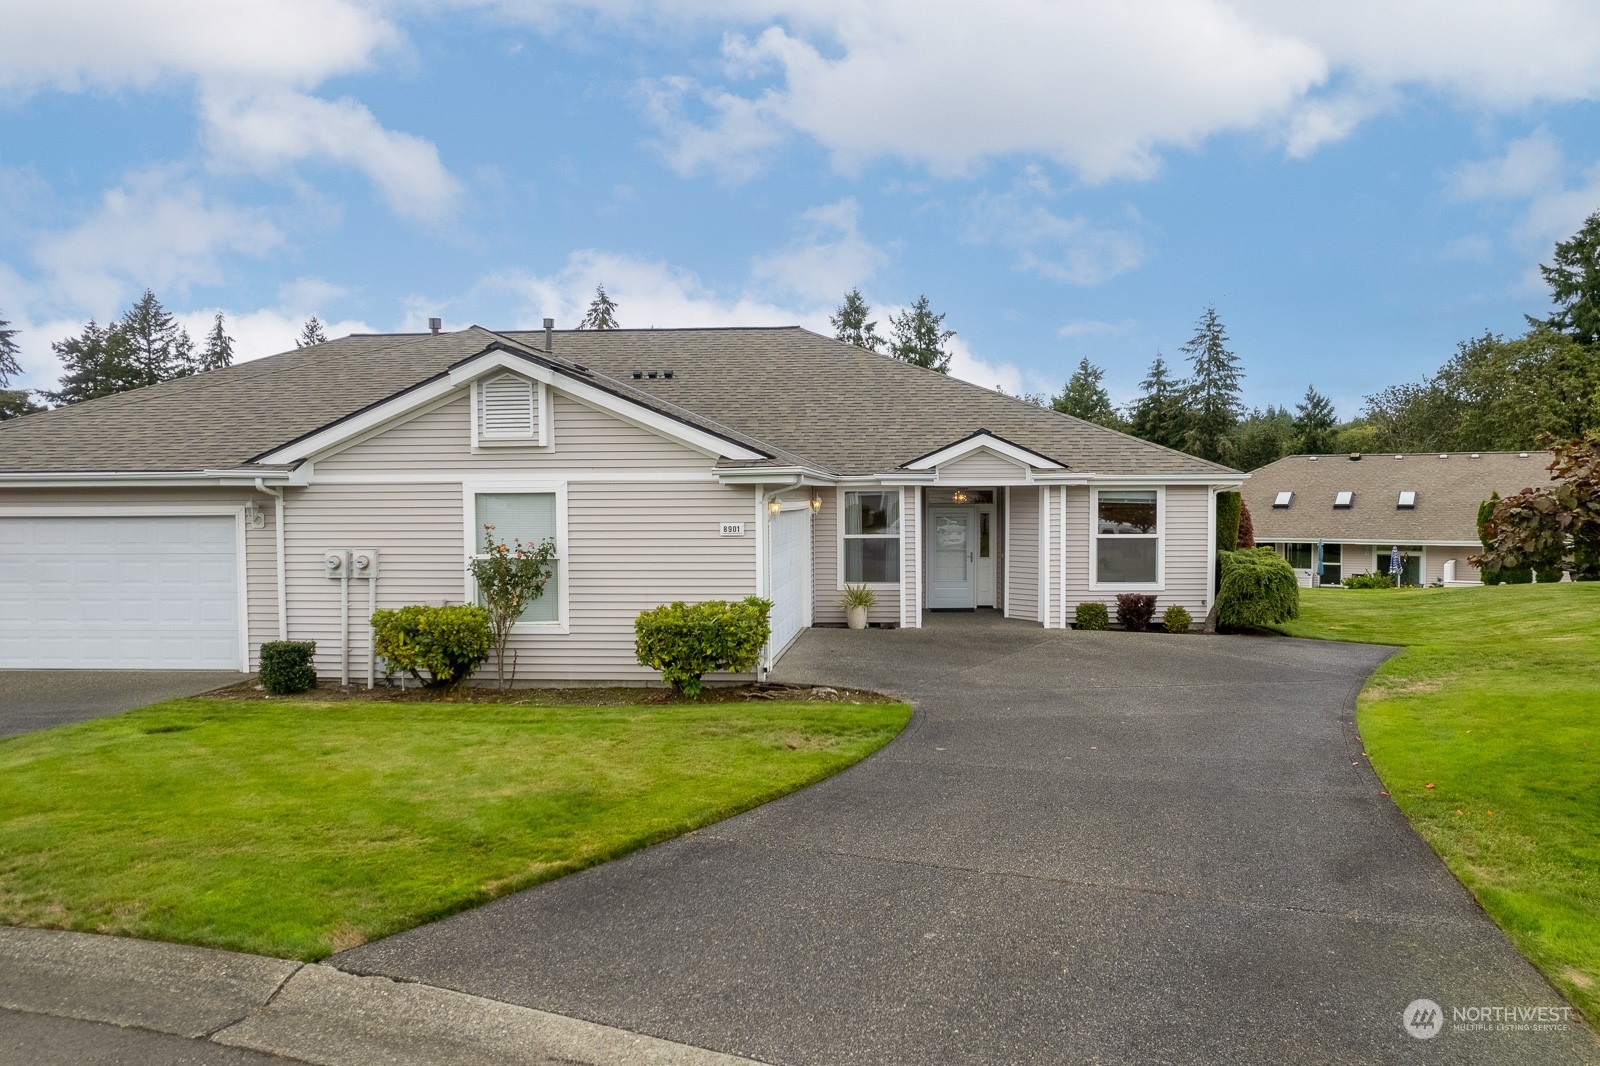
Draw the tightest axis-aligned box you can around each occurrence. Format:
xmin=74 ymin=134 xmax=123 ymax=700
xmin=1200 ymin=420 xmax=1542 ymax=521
xmin=1273 ymin=490 xmax=1293 ymax=508
xmin=1397 ymin=490 xmax=1417 ymax=509
xmin=1334 ymin=490 xmax=1354 ymax=509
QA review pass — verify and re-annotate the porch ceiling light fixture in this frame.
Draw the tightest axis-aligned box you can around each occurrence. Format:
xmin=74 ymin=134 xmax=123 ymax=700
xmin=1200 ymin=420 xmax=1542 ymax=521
xmin=951 ymin=489 xmax=969 ymax=503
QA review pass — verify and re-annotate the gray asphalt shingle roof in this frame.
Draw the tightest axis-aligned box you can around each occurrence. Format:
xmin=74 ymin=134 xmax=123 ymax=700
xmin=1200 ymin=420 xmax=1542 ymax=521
xmin=0 ymin=326 xmax=1233 ymax=478
xmin=1245 ymin=451 xmax=1557 ymax=543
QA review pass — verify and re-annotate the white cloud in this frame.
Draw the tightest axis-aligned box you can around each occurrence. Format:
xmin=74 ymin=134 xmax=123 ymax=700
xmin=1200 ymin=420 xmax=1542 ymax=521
xmin=0 ymin=0 xmax=396 ymax=96
xmin=2 ymin=0 xmax=458 ymax=224
xmin=202 ymin=91 xmax=462 ymax=224
xmin=557 ymin=0 xmax=1600 ymax=181
xmin=965 ymin=190 xmax=1145 ymax=286
xmin=175 ymin=305 xmax=374 ymax=365
xmin=1451 ymin=131 xmax=1600 ymax=256
xmin=749 ymin=198 xmax=888 ymax=302
xmin=32 ymin=169 xmax=282 ymax=316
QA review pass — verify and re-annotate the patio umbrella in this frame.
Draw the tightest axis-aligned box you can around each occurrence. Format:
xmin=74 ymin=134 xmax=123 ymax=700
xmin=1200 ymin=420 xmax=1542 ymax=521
xmin=1390 ymin=545 xmax=1403 ymax=583
xmin=1316 ymin=541 xmax=1325 ymax=578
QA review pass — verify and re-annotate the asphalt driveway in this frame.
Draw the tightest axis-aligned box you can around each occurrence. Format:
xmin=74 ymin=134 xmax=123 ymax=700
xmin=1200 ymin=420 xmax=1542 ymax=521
xmin=336 ymin=615 xmax=1594 ymax=1065
xmin=0 ymin=670 xmax=239 ymax=739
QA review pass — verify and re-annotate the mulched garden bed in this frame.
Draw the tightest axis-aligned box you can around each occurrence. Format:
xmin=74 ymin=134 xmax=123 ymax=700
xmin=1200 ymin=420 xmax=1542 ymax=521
xmin=202 ymin=678 xmax=894 ymax=707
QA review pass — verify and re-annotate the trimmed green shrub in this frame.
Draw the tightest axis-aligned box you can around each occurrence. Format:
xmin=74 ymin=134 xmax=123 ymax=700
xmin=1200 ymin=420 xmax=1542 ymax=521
xmin=1162 ymin=604 xmax=1192 ymax=633
xmin=1535 ymin=565 xmax=1564 ymax=584
xmin=371 ymin=605 xmax=492 ymax=688
xmin=634 ymin=597 xmax=772 ymax=698
xmin=1343 ymin=571 xmax=1395 ymax=589
xmin=1074 ymin=601 xmax=1109 ymax=630
xmin=1216 ymin=548 xmax=1299 ymax=629
xmin=1115 ymin=593 xmax=1157 ymax=631
xmin=1216 ymin=491 xmax=1242 ymax=553
xmin=1501 ymin=566 xmax=1534 ymax=584
xmin=258 ymin=640 xmax=316 ymax=695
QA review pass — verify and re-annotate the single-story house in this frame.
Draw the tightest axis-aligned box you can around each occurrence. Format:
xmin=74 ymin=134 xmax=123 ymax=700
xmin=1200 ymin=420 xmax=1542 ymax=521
xmin=1244 ymin=450 xmax=1556 ymax=586
xmin=0 ymin=325 xmax=1242 ymax=681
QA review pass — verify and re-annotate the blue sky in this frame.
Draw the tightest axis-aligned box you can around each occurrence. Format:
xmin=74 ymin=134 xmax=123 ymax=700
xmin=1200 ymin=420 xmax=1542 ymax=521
xmin=4 ymin=2 xmax=1600 ymax=419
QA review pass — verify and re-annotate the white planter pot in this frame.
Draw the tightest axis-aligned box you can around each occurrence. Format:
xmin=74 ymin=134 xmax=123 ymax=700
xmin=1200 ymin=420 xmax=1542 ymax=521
xmin=846 ymin=605 xmax=869 ymax=630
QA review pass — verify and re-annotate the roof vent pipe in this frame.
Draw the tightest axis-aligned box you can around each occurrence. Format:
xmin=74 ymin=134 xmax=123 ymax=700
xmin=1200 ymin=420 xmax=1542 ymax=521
xmin=544 ymin=317 xmax=554 ymax=353
xmin=428 ymin=317 xmax=442 ymax=334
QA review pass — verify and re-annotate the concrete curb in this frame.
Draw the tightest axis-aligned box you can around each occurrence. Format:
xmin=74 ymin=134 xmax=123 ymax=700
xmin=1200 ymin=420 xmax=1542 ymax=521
xmin=1 ymin=928 xmax=767 ymax=1066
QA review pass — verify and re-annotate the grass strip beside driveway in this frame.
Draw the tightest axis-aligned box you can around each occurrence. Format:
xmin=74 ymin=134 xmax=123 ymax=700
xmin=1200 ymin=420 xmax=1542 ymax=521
xmin=1275 ymin=584 xmax=1599 ymax=1020
xmin=0 ymin=697 xmax=909 ymax=961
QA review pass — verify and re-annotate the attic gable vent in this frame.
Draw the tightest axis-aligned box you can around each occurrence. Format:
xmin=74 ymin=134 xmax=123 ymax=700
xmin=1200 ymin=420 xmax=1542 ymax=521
xmin=1397 ymin=490 xmax=1417 ymax=509
xmin=1273 ymin=491 xmax=1293 ymax=508
xmin=1334 ymin=490 xmax=1354 ymax=509
xmin=478 ymin=374 xmax=538 ymax=441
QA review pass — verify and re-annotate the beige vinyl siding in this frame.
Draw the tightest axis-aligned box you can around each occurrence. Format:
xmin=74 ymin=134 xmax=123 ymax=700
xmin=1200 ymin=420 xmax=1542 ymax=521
xmin=1430 ymin=547 xmax=1481 ymax=584
xmin=901 ymin=486 xmax=920 ymax=626
xmin=504 ymin=480 xmax=757 ymax=682
xmin=283 ymin=480 xmax=760 ymax=684
xmin=317 ymin=389 xmax=712 ymax=473
xmin=1044 ymin=485 xmax=1061 ymax=627
xmin=283 ymin=483 xmax=463 ymax=678
xmin=1065 ymin=484 xmax=1211 ymax=619
xmin=937 ymin=450 xmax=1026 ymax=484
xmin=813 ymin=487 xmax=900 ymax=627
xmin=0 ymin=486 xmax=280 ymax=669
xmin=1007 ymin=485 xmax=1040 ymax=622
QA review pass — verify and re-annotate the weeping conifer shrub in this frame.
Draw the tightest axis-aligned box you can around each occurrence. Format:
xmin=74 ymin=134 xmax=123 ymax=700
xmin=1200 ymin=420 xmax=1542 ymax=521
xmin=1216 ymin=491 xmax=1243 ymax=552
xmin=1216 ymin=548 xmax=1300 ymax=629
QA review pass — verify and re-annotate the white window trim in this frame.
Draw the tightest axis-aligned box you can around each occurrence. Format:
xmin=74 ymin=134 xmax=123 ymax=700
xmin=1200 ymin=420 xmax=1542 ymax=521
xmin=0 ymin=503 xmax=252 ymax=673
xmin=1088 ymin=486 xmax=1166 ymax=592
xmin=470 ymin=376 xmax=553 ymax=451
xmin=837 ymin=487 xmax=902 ymax=590
xmin=1002 ymin=486 xmax=1013 ymax=618
xmin=462 ymin=481 xmax=570 ymax=634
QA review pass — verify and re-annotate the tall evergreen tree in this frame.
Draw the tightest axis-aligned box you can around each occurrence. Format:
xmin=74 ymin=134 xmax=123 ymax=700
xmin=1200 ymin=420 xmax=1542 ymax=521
xmin=1126 ymin=353 xmax=1189 ymax=448
xmin=888 ymin=295 xmax=954 ymax=373
xmin=1229 ymin=405 xmax=1295 ymax=470
xmin=578 ymin=284 xmax=620 ymax=330
xmin=43 ymin=320 xmax=138 ymax=406
xmin=118 ymin=289 xmax=195 ymax=383
xmin=199 ymin=312 xmax=234 ymax=371
xmin=0 ymin=310 xmax=41 ymax=420
xmin=1535 ymin=209 xmax=1600 ymax=346
xmin=1179 ymin=306 xmax=1244 ymax=464
xmin=830 ymin=287 xmax=885 ymax=352
xmin=0 ymin=310 xmax=20 ymax=387
xmin=1051 ymin=357 xmax=1120 ymax=427
xmin=1292 ymin=385 xmax=1338 ymax=453
xmin=296 ymin=315 xmax=329 ymax=348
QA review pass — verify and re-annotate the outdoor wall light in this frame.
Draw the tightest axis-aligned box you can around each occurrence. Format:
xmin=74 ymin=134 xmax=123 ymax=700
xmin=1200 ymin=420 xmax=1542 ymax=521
xmin=810 ymin=494 xmax=822 ymax=511
xmin=769 ymin=499 xmax=783 ymax=515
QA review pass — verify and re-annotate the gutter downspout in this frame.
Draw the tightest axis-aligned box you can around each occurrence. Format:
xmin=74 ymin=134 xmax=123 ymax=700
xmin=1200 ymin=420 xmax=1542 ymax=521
xmin=256 ymin=479 xmax=288 ymax=640
xmin=755 ymin=477 xmax=804 ymax=680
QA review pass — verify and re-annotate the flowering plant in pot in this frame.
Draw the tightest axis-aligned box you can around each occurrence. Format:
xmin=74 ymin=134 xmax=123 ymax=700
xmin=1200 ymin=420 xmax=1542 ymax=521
xmin=839 ymin=584 xmax=876 ymax=630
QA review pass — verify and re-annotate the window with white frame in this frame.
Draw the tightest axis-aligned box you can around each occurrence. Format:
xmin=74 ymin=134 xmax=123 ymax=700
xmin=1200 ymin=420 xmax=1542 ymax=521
xmin=473 ymin=492 xmax=560 ymax=622
xmin=843 ymin=490 xmax=900 ymax=584
xmin=1093 ymin=489 xmax=1160 ymax=585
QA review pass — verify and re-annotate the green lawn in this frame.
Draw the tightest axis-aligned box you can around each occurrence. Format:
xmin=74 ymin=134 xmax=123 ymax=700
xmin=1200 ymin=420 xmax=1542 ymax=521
xmin=1275 ymin=584 xmax=1599 ymax=1019
xmin=0 ymin=697 xmax=910 ymax=961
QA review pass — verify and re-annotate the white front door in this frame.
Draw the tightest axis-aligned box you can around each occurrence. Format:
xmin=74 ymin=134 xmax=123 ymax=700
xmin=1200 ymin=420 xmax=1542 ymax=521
xmin=975 ymin=505 xmax=996 ymax=607
xmin=767 ymin=507 xmax=811 ymax=660
xmin=925 ymin=506 xmax=976 ymax=609
xmin=0 ymin=514 xmax=242 ymax=669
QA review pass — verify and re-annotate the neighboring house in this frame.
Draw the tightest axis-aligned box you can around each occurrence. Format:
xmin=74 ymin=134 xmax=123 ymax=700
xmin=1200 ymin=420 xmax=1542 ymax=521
xmin=0 ymin=325 xmax=1241 ymax=680
xmin=1245 ymin=451 xmax=1557 ymax=587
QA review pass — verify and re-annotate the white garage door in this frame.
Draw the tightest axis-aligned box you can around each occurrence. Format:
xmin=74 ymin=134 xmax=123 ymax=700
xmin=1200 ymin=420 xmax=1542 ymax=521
xmin=0 ymin=514 xmax=241 ymax=669
xmin=768 ymin=507 xmax=812 ymax=661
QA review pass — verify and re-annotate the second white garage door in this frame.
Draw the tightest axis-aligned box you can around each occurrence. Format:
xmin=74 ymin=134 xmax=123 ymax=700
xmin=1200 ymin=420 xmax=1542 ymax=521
xmin=0 ymin=514 xmax=242 ymax=669
xmin=767 ymin=506 xmax=812 ymax=662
